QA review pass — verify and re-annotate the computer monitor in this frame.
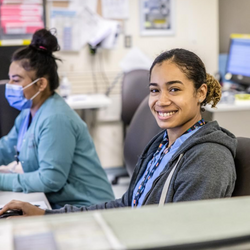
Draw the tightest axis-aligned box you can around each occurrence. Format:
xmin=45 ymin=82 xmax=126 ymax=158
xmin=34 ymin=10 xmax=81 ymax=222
xmin=0 ymin=45 xmax=25 ymax=80
xmin=225 ymin=34 xmax=250 ymax=88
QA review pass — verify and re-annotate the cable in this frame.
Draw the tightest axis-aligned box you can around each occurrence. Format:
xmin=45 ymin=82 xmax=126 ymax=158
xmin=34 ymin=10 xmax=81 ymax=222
xmin=98 ymin=51 xmax=110 ymax=90
xmin=90 ymin=53 xmax=98 ymax=93
xmin=105 ymin=72 xmax=124 ymax=96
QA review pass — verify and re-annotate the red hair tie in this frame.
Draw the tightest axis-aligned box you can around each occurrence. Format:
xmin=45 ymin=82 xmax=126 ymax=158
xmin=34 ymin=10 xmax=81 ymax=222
xmin=39 ymin=46 xmax=47 ymax=50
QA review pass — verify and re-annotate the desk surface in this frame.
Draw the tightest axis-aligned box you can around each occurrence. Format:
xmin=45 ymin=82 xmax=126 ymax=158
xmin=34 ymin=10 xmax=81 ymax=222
xmin=2 ymin=196 xmax=250 ymax=249
xmin=205 ymin=101 xmax=250 ymax=112
xmin=66 ymin=94 xmax=111 ymax=110
xmin=0 ymin=191 xmax=51 ymax=210
xmin=0 ymin=165 xmax=51 ymax=210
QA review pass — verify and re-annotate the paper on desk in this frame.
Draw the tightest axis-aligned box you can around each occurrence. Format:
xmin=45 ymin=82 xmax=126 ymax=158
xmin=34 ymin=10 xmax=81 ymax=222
xmin=0 ymin=161 xmax=23 ymax=174
xmin=0 ymin=223 xmax=14 ymax=250
xmin=0 ymin=201 xmax=48 ymax=210
xmin=14 ymin=232 xmax=58 ymax=250
xmin=49 ymin=213 xmax=117 ymax=249
xmin=30 ymin=201 xmax=48 ymax=210
xmin=14 ymin=220 xmax=58 ymax=250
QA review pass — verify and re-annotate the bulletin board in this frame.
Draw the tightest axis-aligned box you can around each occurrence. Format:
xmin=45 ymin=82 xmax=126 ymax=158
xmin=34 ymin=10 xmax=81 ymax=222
xmin=140 ymin=0 xmax=175 ymax=36
xmin=48 ymin=0 xmax=125 ymax=51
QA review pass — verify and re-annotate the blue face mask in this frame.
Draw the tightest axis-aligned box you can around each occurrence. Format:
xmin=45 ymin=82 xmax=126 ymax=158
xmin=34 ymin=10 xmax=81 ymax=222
xmin=5 ymin=78 xmax=41 ymax=111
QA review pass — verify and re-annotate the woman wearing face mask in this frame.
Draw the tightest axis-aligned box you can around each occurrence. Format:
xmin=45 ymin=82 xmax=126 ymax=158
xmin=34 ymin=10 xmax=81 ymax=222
xmin=0 ymin=28 xmax=114 ymax=208
xmin=0 ymin=48 xmax=237 ymax=216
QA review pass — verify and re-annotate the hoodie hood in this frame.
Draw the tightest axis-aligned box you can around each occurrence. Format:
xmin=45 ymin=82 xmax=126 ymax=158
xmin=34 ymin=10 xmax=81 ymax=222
xmin=169 ymin=120 xmax=237 ymax=163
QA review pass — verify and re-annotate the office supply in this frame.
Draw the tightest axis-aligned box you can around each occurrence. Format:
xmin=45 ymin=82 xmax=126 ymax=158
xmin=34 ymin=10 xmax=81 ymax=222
xmin=0 ymin=208 xmax=23 ymax=219
xmin=225 ymin=34 xmax=250 ymax=89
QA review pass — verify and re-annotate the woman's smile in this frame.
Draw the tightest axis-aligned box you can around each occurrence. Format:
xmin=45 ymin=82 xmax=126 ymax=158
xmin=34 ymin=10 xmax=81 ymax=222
xmin=156 ymin=110 xmax=178 ymax=120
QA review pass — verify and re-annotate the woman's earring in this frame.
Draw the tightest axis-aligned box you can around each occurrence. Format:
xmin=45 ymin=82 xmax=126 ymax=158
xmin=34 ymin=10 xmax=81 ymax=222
xmin=199 ymin=99 xmax=202 ymax=103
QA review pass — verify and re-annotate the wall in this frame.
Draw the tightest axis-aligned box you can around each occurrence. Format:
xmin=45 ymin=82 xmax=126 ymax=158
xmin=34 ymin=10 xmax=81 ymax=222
xmin=55 ymin=0 xmax=219 ymax=91
xmin=219 ymin=0 xmax=250 ymax=53
xmin=51 ymin=0 xmax=219 ymax=168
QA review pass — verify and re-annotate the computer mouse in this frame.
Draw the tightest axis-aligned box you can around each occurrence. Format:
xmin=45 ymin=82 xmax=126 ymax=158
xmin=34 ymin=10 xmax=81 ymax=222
xmin=0 ymin=208 xmax=23 ymax=219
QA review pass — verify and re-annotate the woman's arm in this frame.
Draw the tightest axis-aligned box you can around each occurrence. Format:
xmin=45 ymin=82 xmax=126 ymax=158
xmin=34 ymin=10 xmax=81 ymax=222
xmin=0 ymin=115 xmax=76 ymax=192
xmin=0 ymin=191 xmax=131 ymax=217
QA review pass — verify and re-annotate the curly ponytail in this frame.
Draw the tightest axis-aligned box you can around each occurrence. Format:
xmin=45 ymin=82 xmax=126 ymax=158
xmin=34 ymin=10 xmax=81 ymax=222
xmin=202 ymin=73 xmax=222 ymax=108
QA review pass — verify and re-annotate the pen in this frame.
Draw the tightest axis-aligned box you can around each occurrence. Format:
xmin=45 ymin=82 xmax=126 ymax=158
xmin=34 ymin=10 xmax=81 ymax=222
xmin=14 ymin=146 xmax=19 ymax=164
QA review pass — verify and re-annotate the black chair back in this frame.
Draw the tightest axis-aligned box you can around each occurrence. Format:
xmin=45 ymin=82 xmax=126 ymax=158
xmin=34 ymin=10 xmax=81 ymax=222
xmin=124 ymin=96 xmax=162 ymax=176
xmin=232 ymin=137 xmax=250 ymax=196
xmin=121 ymin=69 xmax=150 ymax=128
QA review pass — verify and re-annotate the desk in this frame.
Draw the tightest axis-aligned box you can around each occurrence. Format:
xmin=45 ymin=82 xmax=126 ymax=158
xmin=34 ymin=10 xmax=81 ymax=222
xmin=204 ymin=102 xmax=250 ymax=137
xmin=65 ymin=94 xmax=111 ymax=110
xmin=0 ymin=191 xmax=51 ymax=209
xmin=0 ymin=165 xmax=51 ymax=210
xmin=2 ymin=196 xmax=250 ymax=249
xmin=65 ymin=94 xmax=111 ymax=135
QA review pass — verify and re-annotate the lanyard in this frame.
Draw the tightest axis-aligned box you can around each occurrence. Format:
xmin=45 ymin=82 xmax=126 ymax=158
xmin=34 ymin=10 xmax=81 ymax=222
xmin=16 ymin=111 xmax=32 ymax=162
xmin=133 ymin=118 xmax=206 ymax=207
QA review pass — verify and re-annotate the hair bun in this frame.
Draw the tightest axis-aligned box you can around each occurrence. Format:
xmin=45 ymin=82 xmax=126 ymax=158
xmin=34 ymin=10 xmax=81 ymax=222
xmin=30 ymin=28 xmax=60 ymax=53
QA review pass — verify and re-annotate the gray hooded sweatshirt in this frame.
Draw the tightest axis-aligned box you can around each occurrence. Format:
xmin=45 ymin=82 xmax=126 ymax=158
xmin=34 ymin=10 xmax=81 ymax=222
xmin=46 ymin=121 xmax=237 ymax=214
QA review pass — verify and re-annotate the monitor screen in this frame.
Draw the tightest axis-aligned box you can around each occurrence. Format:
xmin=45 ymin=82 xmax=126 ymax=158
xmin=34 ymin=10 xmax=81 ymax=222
xmin=0 ymin=45 xmax=25 ymax=80
xmin=225 ymin=34 xmax=250 ymax=86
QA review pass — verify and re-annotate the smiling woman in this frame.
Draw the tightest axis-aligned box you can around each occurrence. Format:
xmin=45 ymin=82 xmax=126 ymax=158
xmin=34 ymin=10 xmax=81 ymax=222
xmin=0 ymin=48 xmax=237 ymax=216
xmin=148 ymin=50 xmax=220 ymax=147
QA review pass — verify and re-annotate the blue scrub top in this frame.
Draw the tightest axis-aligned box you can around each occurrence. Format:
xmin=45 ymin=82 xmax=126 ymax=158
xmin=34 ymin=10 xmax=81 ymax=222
xmin=0 ymin=93 xmax=114 ymax=207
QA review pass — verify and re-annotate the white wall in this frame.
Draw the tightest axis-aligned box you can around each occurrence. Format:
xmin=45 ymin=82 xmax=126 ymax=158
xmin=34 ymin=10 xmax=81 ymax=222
xmin=56 ymin=0 xmax=219 ymax=80
xmin=219 ymin=0 xmax=250 ymax=53
xmin=54 ymin=0 xmax=219 ymax=168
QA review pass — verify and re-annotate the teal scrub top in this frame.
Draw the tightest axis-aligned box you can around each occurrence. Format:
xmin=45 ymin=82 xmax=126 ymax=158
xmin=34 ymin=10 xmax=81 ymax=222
xmin=0 ymin=93 xmax=114 ymax=207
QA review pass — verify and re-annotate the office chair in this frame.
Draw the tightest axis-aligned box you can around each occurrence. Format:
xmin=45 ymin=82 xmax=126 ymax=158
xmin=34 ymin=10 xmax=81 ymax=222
xmin=232 ymin=137 xmax=250 ymax=196
xmin=124 ymin=96 xmax=162 ymax=176
xmin=121 ymin=69 xmax=150 ymax=136
xmin=111 ymin=70 xmax=151 ymax=184
xmin=111 ymin=96 xmax=162 ymax=184
xmin=0 ymin=81 xmax=20 ymax=137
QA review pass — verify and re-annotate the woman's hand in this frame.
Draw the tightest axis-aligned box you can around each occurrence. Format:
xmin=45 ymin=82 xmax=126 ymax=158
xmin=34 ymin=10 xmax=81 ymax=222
xmin=0 ymin=200 xmax=45 ymax=217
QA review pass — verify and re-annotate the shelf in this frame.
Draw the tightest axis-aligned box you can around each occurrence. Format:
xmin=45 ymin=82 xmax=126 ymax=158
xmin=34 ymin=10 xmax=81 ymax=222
xmin=0 ymin=39 xmax=30 ymax=46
